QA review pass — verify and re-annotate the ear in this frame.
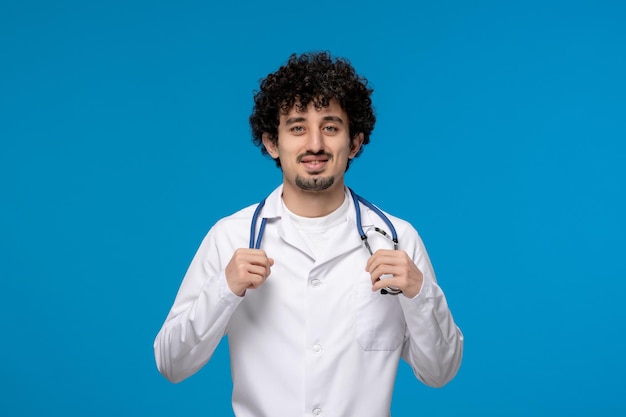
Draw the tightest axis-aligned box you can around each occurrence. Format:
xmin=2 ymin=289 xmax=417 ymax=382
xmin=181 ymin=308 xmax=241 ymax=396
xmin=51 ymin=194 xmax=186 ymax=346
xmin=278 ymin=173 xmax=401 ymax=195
xmin=262 ymin=133 xmax=279 ymax=158
xmin=348 ymin=133 xmax=364 ymax=159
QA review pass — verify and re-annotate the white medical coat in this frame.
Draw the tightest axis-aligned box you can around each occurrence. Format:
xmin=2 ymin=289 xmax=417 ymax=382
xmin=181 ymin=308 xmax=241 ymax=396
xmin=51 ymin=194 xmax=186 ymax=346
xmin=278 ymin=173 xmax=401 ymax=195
xmin=154 ymin=185 xmax=463 ymax=417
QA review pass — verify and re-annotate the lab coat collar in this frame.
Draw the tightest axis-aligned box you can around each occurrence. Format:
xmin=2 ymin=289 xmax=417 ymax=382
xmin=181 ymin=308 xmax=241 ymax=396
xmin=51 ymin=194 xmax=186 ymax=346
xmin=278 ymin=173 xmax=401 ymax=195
xmin=258 ymin=184 xmax=285 ymax=220
xmin=259 ymin=184 xmax=376 ymax=262
xmin=260 ymin=184 xmax=379 ymax=223
xmin=259 ymin=184 xmax=313 ymax=258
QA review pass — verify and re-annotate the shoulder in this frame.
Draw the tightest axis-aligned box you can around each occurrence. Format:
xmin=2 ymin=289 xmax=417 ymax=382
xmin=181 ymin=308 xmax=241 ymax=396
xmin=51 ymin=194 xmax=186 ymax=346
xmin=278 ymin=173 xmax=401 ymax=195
xmin=353 ymin=191 xmax=418 ymax=237
xmin=215 ymin=203 xmax=257 ymax=225
xmin=205 ymin=184 xmax=282 ymax=245
xmin=357 ymin=196 xmax=424 ymax=251
xmin=209 ymin=202 xmax=258 ymax=238
xmin=377 ymin=209 xmax=420 ymax=240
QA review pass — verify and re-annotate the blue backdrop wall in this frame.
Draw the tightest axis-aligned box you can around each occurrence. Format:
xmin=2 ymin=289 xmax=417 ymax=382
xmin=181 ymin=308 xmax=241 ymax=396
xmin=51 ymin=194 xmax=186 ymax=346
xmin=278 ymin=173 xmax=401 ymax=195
xmin=1 ymin=1 xmax=625 ymax=416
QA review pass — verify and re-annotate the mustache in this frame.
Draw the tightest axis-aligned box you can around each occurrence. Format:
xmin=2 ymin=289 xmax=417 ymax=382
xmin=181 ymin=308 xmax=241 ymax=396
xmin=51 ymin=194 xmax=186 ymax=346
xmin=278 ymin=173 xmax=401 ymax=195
xmin=297 ymin=150 xmax=333 ymax=163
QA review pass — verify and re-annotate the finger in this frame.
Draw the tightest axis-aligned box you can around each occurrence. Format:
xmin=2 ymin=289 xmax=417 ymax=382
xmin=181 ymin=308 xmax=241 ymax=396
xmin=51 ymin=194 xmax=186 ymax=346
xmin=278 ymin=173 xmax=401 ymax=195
xmin=372 ymin=276 xmax=401 ymax=293
xmin=245 ymin=250 xmax=272 ymax=265
xmin=365 ymin=249 xmax=387 ymax=271
xmin=368 ymin=264 xmax=401 ymax=285
xmin=234 ymin=251 xmax=272 ymax=273
xmin=265 ymin=257 xmax=275 ymax=277
xmin=247 ymin=264 xmax=270 ymax=280
xmin=243 ymin=265 xmax=272 ymax=289
xmin=226 ymin=249 xmax=269 ymax=277
xmin=365 ymin=249 xmax=401 ymax=272
xmin=246 ymin=275 xmax=267 ymax=289
xmin=247 ymin=254 xmax=273 ymax=278
xmin=233 ymin=248 xmax=269 ymax=261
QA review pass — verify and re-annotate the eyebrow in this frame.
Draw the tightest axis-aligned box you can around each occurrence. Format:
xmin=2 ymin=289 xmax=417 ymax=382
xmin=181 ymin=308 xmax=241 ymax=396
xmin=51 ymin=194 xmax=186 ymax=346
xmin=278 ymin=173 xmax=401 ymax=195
xmin=284 ymin=115 xmax=345 ymax=126
xmin=284 ymin=116 xmax=306 ymax=126
xmin=322 ymin=116 xmax=345 ymax=124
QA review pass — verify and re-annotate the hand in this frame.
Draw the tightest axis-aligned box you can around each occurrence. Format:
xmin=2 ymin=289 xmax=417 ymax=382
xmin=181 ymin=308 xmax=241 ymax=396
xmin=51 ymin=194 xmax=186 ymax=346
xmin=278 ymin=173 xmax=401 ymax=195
xmin=225 ymin=248 xmax=274 ymax=297
xmin=365 ymin=249 xmax=423 ymax=298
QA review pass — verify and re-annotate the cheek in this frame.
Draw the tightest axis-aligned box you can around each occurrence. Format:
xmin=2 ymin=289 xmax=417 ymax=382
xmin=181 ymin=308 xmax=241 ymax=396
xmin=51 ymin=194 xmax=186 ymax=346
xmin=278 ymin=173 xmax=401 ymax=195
xmin=285 ymin=142 xmax=309 ymax=159
xmin=336 ymin=146 xmax=354 ymax=159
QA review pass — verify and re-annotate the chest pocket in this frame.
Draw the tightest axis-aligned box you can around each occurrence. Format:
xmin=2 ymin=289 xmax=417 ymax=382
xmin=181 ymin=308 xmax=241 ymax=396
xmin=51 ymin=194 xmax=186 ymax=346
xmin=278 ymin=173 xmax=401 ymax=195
xmin=355 ymin=281 xmax=406 ymax=351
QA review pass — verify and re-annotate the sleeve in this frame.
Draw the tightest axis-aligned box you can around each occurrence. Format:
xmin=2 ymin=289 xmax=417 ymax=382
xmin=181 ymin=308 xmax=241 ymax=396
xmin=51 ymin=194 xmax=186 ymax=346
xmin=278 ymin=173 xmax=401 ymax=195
xmin=398 ymin=230 xmax=464 ymax=388
xmin=153 ymin=226 xmax=243 ymax=383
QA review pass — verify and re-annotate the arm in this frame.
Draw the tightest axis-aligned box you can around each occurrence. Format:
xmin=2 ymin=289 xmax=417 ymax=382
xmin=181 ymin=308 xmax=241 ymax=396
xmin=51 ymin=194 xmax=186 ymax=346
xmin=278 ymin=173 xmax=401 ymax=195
xmin=367 ymin=232 xmax=463 ymax=387
xmin=398 ymin=275 xmax=464 ymax=387
xmin=399 ymin=232 xmax=463 ymax=387
xmin=153 ymin=229 xmax=242 ymax=383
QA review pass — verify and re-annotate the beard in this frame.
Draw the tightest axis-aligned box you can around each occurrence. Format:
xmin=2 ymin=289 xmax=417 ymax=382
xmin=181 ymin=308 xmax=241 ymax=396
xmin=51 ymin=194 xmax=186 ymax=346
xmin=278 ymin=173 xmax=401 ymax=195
xmin=295 ymin=175 xmax=335 ymax=191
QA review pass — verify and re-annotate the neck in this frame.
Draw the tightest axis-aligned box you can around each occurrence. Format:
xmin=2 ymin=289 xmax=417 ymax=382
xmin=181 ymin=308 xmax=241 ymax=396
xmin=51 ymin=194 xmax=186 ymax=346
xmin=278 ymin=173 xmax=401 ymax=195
xmin=281 ymin=181 xmax=346 ymax=217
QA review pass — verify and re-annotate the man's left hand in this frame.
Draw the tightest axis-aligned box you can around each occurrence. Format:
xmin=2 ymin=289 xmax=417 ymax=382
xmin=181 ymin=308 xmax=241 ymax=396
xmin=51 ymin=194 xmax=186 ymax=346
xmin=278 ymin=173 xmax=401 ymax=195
xmin=366 ymin=249 xmax=423 ymax=298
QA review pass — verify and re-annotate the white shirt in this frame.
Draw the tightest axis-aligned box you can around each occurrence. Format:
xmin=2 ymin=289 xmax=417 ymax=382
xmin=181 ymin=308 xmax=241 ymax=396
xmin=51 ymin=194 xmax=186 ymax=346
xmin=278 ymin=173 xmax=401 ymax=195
xmin=283 ymin=189 xmax=351 ymax=259
xmin=154 ymin=185 xmax=463 ymax=417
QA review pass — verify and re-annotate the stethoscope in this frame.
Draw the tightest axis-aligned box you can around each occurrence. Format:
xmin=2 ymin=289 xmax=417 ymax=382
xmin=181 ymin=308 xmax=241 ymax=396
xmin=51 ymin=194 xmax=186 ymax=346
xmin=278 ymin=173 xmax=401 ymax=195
xmin=249 ymin=188 xmax=402 ymax=295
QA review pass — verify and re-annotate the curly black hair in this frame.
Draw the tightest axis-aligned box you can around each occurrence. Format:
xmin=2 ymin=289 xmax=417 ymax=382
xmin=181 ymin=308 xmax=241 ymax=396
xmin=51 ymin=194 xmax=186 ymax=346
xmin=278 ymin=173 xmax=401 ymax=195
xmin=249 ymin=51 xmax=376 ymax=169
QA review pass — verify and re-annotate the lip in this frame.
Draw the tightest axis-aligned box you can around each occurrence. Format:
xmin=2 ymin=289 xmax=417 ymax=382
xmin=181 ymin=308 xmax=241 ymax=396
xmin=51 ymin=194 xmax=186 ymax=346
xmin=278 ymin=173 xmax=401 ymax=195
xmin=301 ymin=160 xmax=327 ymax=172
xmin=299 ymin=154 xmax=329 ymax=172
xmin=299 ymin=155 xmax=329 ymax=172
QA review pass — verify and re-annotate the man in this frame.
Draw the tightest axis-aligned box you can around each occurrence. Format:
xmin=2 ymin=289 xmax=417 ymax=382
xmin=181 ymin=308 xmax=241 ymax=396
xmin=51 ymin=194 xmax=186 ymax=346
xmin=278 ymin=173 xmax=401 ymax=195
xmin=154 ymin=52 xmax=463 ymax=416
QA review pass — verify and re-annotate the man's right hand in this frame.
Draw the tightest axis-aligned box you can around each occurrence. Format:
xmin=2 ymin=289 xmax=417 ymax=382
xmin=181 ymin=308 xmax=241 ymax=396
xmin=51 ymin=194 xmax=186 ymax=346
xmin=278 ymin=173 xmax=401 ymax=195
xmin=225 ymin=248 xmax=274 ymax=297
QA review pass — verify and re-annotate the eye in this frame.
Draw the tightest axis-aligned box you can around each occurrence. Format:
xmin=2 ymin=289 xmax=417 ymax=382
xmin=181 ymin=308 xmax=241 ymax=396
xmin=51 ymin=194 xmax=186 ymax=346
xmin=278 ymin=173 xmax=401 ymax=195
xmin=290 ymin=125 xmax=305 ymax=135
xmin=322 ymin=125 xmax=339 ymax=134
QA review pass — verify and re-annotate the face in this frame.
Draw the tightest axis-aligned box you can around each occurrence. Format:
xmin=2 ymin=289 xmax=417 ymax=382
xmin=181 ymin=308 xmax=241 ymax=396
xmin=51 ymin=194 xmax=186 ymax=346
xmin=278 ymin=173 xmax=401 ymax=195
xmin=262 ymin=100 xmax=363 ymax=196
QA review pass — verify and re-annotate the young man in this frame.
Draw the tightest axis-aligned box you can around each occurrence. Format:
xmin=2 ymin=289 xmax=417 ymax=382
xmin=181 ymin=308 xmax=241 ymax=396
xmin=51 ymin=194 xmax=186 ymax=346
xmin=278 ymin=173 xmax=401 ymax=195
xmin=154 ymin=52 xmax=463 ymax=416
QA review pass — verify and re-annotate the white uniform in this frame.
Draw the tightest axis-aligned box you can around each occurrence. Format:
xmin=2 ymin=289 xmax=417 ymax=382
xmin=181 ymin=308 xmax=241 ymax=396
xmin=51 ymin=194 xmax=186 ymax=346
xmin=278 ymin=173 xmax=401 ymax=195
xmin=154 ymin=185 xmax=463 ymax=417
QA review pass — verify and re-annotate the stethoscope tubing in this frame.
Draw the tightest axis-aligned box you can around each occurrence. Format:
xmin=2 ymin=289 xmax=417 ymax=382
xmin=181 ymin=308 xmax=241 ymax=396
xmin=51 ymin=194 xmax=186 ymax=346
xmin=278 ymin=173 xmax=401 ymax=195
xmin=249 ymin=199 xmax=267 ymax=250
xmin=248 ymin=188 xmax=402 ymax=294
xmin=349 ymin=189 xmax=398 ymax=251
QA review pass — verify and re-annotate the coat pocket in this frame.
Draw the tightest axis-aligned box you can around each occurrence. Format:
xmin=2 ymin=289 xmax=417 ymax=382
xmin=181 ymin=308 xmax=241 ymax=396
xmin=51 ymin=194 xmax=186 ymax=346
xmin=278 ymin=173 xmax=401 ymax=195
xmin=355 ymin=284 xmax=405 ymax=351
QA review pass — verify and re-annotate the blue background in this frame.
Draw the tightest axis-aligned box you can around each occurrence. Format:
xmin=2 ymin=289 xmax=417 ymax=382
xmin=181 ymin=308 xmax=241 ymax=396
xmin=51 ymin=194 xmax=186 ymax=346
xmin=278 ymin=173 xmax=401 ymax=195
xmin=1 ymin=0 xmax=625 ymax=415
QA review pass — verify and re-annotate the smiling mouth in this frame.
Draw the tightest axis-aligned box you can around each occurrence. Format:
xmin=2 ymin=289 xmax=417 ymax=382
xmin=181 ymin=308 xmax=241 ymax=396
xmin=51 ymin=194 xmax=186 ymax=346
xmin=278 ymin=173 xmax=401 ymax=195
xmin=302 ymin=159 xmax=327 ymax=165
xmin=300 ymin=158 xmax=328 ymax=172
xmin=298 ymin=153 xmax=331 ymax=172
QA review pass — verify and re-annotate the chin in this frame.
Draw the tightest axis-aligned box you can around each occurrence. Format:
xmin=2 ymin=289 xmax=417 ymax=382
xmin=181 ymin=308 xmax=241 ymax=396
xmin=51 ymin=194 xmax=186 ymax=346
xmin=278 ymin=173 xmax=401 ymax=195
xmin=294 ymin=175 xmax=335 ymax=192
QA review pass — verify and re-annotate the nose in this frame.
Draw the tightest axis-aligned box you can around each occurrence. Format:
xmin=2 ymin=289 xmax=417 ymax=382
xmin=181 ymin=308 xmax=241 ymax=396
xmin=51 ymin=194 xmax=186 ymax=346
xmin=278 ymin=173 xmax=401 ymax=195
xmin=306 ymin=129 xmax=325 ymax=153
